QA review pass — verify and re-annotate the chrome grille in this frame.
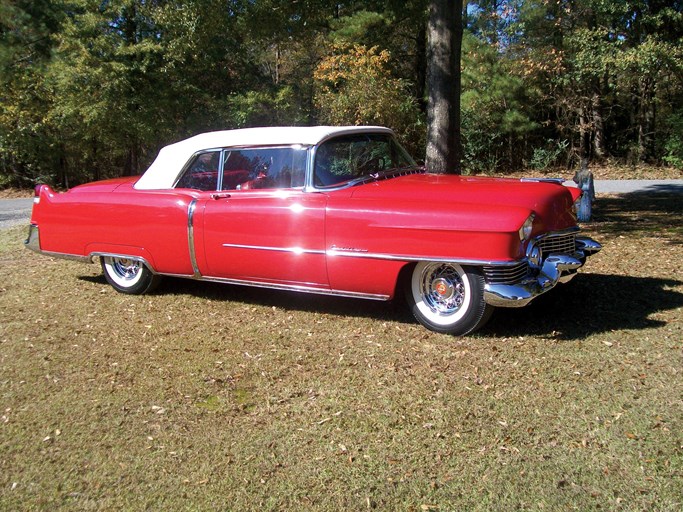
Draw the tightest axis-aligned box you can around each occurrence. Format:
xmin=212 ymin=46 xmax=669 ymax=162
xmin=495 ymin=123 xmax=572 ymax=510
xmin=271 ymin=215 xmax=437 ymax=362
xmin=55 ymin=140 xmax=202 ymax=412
xmin=483 ymin=262 xmax=530 ymax=284
xmin=537 ymin=232 xmax=576 ymax=255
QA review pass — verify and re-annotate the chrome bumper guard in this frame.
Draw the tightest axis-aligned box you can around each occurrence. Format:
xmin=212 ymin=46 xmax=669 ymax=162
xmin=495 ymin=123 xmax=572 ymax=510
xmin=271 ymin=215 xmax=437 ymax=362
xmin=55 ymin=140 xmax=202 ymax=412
xmin=25 ymin=223 xmax=41 ymax=253
xmin=484 ymin=236 xmax=601 ymax=308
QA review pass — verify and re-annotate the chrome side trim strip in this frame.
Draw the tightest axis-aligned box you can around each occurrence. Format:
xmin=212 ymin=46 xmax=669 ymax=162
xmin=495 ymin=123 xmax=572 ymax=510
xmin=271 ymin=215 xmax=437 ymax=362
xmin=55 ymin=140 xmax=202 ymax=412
xmin=187 ymin=199 xmax=201 ymax=277
xmin=222 ymin=240 xmax=523 ymax=267
xmin=222 ymin=243 xmax=326 ymax=255
xmin=327 ymin=248 xmax=522 ymax=267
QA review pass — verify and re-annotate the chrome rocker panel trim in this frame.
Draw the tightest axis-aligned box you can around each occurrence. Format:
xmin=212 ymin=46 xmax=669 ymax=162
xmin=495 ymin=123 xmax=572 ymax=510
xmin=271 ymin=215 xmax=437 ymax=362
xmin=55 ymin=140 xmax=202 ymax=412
xmin=183 ymin=275 xmax=390 ymax=301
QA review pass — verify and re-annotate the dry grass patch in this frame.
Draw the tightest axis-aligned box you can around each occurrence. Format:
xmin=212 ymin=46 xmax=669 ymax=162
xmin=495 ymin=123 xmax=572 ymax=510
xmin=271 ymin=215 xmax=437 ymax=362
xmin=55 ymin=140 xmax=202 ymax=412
xmin=1 ymin=192 xmax=682 ymax=511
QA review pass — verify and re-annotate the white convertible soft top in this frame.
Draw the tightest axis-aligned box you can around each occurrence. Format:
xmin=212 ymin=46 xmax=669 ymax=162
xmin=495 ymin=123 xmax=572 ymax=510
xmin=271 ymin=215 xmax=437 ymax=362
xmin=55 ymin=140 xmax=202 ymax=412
xmin=134 ymin=125 xmax=393 ymax=190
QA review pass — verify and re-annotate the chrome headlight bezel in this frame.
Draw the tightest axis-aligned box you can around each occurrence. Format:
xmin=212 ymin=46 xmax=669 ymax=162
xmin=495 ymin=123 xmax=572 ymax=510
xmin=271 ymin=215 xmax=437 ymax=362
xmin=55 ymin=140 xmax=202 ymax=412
xmin=518 ymin=214 xmax=535 ymax=241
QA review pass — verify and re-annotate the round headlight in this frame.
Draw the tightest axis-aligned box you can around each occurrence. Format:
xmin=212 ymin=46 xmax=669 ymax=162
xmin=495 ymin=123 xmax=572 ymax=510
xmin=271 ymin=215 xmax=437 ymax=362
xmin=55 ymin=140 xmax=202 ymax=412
xmin=518 ymin=214 xmax=535 ymax=241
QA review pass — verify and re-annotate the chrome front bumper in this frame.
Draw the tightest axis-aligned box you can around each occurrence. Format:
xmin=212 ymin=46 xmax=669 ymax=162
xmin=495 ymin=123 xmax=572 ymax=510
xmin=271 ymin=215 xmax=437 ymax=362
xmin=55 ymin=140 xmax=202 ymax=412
xmin=483 ymin=236 xmax=601 ymax=308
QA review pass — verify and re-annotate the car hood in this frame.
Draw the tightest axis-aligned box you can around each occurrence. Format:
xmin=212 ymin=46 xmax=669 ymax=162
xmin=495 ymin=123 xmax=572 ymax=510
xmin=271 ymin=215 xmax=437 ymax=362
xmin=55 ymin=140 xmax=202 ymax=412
xmin=349 ymin=173 xmax=579 ymax=233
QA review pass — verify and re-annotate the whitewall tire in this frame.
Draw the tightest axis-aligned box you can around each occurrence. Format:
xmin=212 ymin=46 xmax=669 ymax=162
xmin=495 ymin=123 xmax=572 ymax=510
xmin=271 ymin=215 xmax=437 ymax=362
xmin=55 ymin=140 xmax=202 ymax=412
xmin=406 ymin=262 xmax=493 ymax=335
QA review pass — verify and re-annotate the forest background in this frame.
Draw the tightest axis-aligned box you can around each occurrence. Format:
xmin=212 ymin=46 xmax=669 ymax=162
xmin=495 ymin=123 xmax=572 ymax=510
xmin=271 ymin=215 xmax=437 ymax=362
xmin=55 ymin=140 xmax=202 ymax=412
xmin=1 ymin=0 xmax=682 ymax=189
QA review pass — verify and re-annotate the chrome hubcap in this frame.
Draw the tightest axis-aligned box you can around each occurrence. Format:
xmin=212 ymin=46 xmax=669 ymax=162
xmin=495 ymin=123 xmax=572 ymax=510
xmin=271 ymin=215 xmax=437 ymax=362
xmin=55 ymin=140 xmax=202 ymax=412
xmin=421 ymin=264 xmax=466 ymax=315
xmin=111 ymin=258 xmax=141 ymax=280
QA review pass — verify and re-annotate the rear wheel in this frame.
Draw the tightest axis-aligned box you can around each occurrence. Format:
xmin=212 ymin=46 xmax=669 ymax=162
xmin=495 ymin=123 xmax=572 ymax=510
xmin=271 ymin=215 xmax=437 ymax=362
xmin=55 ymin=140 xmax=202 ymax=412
xmin=405 ymin=262 xmax=493 ymax=335
xmin=101 ymin=256 xmax=161 ymax=294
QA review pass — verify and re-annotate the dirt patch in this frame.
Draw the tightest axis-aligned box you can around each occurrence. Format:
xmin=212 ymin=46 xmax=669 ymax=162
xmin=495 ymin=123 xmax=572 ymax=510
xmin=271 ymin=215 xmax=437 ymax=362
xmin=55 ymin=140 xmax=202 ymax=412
xmin=0 ymin=188 xmax=33 ymax=198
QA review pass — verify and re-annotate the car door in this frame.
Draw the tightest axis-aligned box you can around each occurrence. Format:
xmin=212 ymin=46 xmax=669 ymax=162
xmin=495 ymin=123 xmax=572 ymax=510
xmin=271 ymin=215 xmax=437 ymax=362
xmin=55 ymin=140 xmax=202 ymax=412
xmin=198 ymin=190 xmax=328 ymax=286
xmin=195 ymin=146 xmax=328 ymax=287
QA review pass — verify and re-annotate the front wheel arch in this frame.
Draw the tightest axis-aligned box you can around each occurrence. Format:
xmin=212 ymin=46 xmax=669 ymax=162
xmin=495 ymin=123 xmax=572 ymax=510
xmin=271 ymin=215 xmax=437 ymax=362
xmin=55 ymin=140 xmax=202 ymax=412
xmin=404 ymin=261 xmax=494 ymax=335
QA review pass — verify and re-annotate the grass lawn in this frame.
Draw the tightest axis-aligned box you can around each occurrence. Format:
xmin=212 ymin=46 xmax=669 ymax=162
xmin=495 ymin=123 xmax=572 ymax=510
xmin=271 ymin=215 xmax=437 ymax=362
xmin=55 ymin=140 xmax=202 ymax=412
xmin=1 ymin=192 xmax=681 ymax=511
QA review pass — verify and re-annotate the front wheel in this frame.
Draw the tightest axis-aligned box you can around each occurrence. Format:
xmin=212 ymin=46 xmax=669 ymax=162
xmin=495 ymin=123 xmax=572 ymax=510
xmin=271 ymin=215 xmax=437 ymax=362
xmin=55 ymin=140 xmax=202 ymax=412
xmin=101 ymin=256 xmax=161 ymax=294
xmin=405 ymin=262 xmax=493 ymax=335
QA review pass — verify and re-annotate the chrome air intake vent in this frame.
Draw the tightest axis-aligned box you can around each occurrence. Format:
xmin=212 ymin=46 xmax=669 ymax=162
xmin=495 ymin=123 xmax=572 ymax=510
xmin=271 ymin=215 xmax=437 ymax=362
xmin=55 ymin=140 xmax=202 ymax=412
xmin=536 ymin=232 xmax=577 ymax=255
xmin=483 ymin=262 xmax=530 ymax=285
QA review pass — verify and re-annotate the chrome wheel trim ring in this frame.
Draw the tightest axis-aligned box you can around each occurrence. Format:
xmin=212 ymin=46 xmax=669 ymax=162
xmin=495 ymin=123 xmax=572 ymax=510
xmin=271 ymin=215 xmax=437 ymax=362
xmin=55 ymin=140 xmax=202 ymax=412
xmin=412 ymin=262 xmax=471 ymax=326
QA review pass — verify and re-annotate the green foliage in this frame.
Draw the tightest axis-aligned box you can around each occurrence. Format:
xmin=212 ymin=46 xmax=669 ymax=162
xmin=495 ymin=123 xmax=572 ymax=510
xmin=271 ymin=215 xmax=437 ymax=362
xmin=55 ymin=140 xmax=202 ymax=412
xmin=662 ymin=114 xmax=683 ymax=170
xmin=530 ymin=139 xmax=569 ymax=170
xmin=329 ymin=10 xmax=390 ymax=44
xmin=460 ymin=33 xmax=539 ymax=172
xmin=512 ymin=0 xmax=683 ymax=165
xmin=228 ymin=87 xmax=307 ymax=128
xmin=313 ymin=44 xmax=425 ymax=154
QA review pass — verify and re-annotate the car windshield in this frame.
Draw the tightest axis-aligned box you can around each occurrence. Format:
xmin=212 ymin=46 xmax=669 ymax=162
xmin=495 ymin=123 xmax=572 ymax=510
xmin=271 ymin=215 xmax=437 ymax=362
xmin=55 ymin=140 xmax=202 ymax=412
xmin=313 ymin=133 xmax=416 ymax=188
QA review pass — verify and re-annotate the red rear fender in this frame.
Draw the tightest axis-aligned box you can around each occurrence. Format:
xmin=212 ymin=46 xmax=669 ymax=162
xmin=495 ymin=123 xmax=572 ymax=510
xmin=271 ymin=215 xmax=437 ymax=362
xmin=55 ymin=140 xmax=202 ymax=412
xmin=30 ymin=184 xmax=56 ymax=224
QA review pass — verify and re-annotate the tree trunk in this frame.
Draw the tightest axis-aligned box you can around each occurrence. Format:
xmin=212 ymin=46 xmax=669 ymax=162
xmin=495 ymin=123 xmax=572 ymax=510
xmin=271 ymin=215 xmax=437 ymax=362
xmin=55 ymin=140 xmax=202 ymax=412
xmin=124 ymin=144 xmax=138 ymax=176
xmin=578 ymin=105 xmax=589 ymax=160
xmin=425 ymin=0 xmax=463 ymax=174
xmin=58 ymin=144 xmax=69 ymax=189
xmin=90 ymin=138 xmax=100 ymax=182
xmin=638 ymin=76 xmax=655 ymax=162
xmin=591 ymin=92 xmax=605 ymax=160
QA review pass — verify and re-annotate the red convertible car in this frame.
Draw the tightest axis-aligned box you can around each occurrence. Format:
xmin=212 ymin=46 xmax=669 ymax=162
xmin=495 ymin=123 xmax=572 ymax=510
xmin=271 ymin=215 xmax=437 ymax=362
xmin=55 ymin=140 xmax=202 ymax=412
xmin=26 ymin=126 xmax=601 ymax=335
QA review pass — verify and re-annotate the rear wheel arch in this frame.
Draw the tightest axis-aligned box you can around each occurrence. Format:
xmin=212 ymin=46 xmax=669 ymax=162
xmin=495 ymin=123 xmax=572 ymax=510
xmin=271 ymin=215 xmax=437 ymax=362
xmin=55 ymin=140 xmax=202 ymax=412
xmin=100 ymin=256 xmax=162 ymax=294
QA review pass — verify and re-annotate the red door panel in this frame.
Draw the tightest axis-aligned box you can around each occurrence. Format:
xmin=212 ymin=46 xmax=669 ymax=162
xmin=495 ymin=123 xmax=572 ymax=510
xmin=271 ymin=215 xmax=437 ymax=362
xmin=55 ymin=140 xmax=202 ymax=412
xmin=198 ymin=191 xmax=328 ymax=287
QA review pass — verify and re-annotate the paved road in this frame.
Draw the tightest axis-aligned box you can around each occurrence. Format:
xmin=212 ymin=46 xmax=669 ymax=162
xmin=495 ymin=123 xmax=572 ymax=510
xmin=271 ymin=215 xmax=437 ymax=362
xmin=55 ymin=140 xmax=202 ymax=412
xmin=564 ymin=179 xmax=683 ymax=194
xmin=1 ymin=179 xmax=682 ymax=230
xmin=0 ymin=197 xmax=32 ymax=230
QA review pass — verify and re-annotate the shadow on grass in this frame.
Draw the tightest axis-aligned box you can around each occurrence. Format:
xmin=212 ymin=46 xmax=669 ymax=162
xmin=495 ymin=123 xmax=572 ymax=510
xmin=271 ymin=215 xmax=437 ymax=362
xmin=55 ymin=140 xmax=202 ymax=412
xmin=591 ymin=191 xmax=683 ymax=243
xmin=485 ymin=273 xmax=683 ymax=340
xmin=80 ymin=272 xmax=682 ymax=341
